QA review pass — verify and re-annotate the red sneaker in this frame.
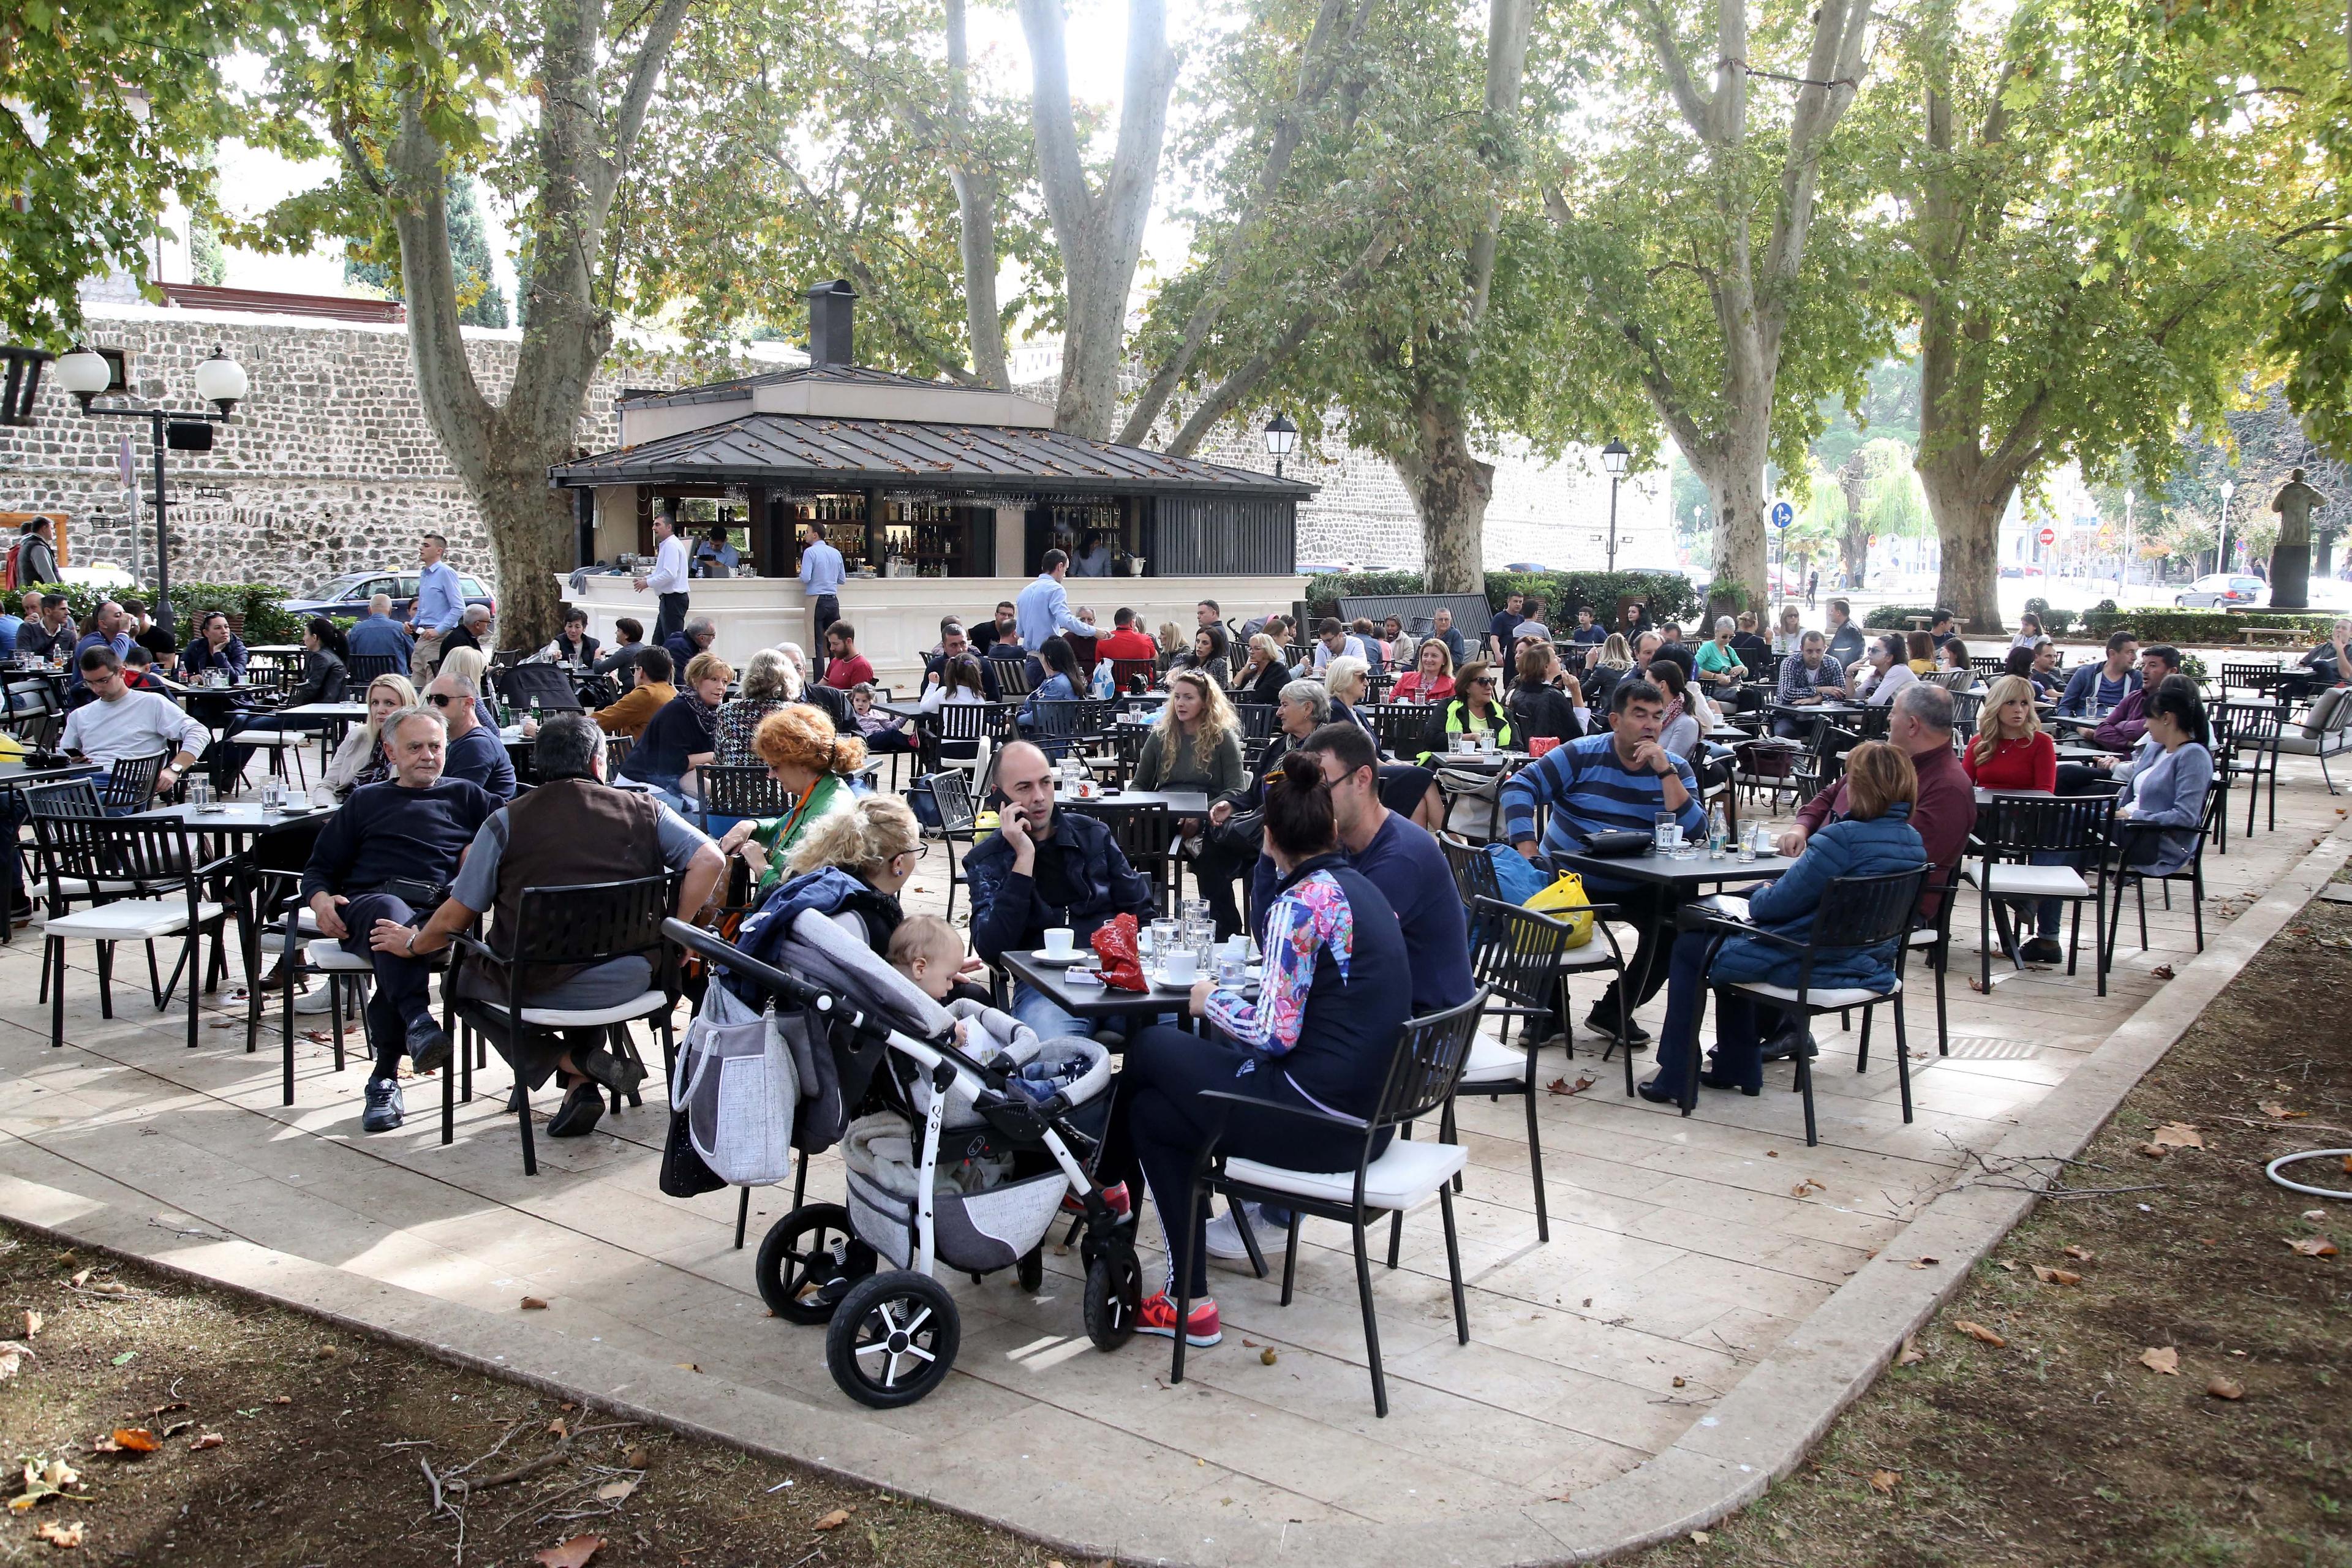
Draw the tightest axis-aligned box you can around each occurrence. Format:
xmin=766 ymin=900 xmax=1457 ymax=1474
xmin=1065 ymin=1181 xmax=1132 ymax=1221
xmin=1137 ymin=1292 xmax=1221 ymax=1347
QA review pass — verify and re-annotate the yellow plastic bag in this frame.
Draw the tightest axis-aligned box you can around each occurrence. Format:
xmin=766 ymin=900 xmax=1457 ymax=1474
xmin=1523 ymin=871 xmax=1595 ymax=948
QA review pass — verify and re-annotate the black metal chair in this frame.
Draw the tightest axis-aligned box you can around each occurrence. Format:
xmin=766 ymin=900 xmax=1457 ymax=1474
xmin=1449 ymin=899 xmax=1626 ymax=1243
xmin=1970 ymin=656 xmax=2008 ymax=684
xmin=1948 ymin=691 xmax=1985 ymax=745
xmin=1174 ymin=988 xmax=1488 ymax=1417
xmin=1901 ymin=865 xmax=1963 ymax=1060
xmin=1092 ymin=800 xmax=1179 ymax=914
xmin=1970 ymin=793 xmax=2117 ymax=996
xmin=2214 ymin=700 xmax=2283 ymax=840
xmin=1109 ymin=658 xmax=1158 ymax=695
xmin=347 ymin=653 xmax=405 ymax=685
xmin=1685 ymin=865 xmax=1928 ymax=1146
xmin=693 ymin=763 xmax=788 ymax=835
xmin=1363 ymin=703 xmax=1437 ymax=760
xmin=242 ymin=867 xmax=367 ymax=1104
xmin=446 ymin=874 xmax=683 ymax=1174
xmin=98 ymin=752 xmax=168 ymax=813
xmin=920 ymin=770 xmax=982 ymax=918
xmin=1023 ymin=698 xmax=1109 ymax=763
xmin=989 ymin=655 xmax=1038 ymax=697
xmin=1730 ymin=736 xmax=1801 ymax=815
xmin=2101 ymin=785 xmax=2220 ymax=967
xmin=29 ymin=816 xmax=236 ymax=1052
xmin=497 ymin=662 xmax=585 ymax=714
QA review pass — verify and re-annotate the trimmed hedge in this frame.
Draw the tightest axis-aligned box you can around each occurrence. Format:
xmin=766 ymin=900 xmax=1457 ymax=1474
xmin=1863 ymin=604 xmax=1937 ymax=630
xmin=23 ymin=581 xmax=304 ymax=644
xmin=2080 ymin=608 xmax=2336 ymax=645
xmin=1306 ymin=569 xmax=1706 ymax=625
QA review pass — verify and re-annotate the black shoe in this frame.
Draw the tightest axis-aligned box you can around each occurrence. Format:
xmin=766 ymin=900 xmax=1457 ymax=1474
xmin=546 ymin=1080 xmax=605 ymax=1138
xmin=360 ymin=1076 xmax=405 ymax=1133
xmin=1586 ymin=1009 xmax=1652 ymax=1049
xmin=405 ymin=1015 xmax=451 ymax=1074
xmin=1697 ymin=1069 xmax=1763 ymax=1096
xmin=1758 ymin=1027 xmax=1819 ymax=1063
xmin=8 ymin=898 xmax=32 ymax=927
xmin=2019 ymin=937 xmax=2065 ymax=965
xmin=1634 ymin=1078 xmax=1679 ymax=1104
xmin=578 ymin=1043 xmax=648 ymax=1099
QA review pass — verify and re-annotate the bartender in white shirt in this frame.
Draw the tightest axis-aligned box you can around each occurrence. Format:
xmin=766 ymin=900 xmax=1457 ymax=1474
xmin=635 ymin=504 xmax=693 ymax=646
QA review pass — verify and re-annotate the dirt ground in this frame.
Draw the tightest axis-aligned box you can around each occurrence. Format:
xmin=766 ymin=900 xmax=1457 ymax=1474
xmin=1625 ymin=876 xmax=2352 ymax=1568
xmin=5 ymin=884 xmax=2348 ymax=1568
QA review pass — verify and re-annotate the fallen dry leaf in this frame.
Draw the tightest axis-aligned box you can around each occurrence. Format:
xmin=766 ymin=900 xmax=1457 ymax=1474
xmin=594 ymin=1477 xmax=638 ymax=1504
xmin=1792 ymin=1178 xmax=1827 ymax=1197
xmin=1868 ymin=1469 xmax=1900 ymax=1495
xmin=108 ymin=1429 xmax=157 ymax=1454
xmin=2306 ymin=1210 xmax=2330 ymax=1223
xmin=1907 ymin=1256 xmax=1940 ymax=1270
xmin=187 ymin=1432 xmax=224 ymax=1451
xmin=519 ymin=1297 xmax=549 ymax=1311
xmin=1895 ymin=1334 xmax=1925 ymax=1366
xmin=2206 ymin=1374 xmax=2245 ymax=1401
xmin=622 ymin=1444 xmax=649 ymax=1469
xmin=533 ymin=1536 xmax=604 ymax=1568
xmin=813 ymin=1508 xmax=854 ymax=1531
xmin=1690 ymin=1531 xmax=1711 ymax=1545
xmin=1992 ymin=1259 xmax=2018 ymax=1272
xmin=1672 ymin=1376 xmax=1687 ymax=1389
xmin=67 ymin=1269 xmax=89 ymax=1289
xmin=1954 ymin=1321 xmax=2007 ymax=1348
xmin=40 ymin=1460 xmax=77 ymax=1490
xmin=2063 ymin=1245 xmax=2095 ymax=1262
xmin=546 ymin=1417 xmax=568 ymax=1439
xmin=0 ymin=1344 xmax=22 ymax=1382
xmin=2140 ymin=1346 xmax=2181 ymax=1375
xmin=148 ymin=1401 xmax=187 ymax=1417
xmin=21 ymin=1310 xmax=40 ymax=1340
xmin=2259 ymin=1102 xmax=2309 ymax=1120
xmin=2287 ymin=1237 xmax=2339 ymax=1257
xmin=2148 ymin=1122 xmax=2204 ymax=1150
xmin=674 ymin=1362 xmax=701 ymax=1373
xmin=2032 ymin=1265 xmax=2083 ymax=1286
xmin=32 ymin=1520 xmax=84 ymax=1548
xmin=2150 ymin=963 xmax=2174 ymax=979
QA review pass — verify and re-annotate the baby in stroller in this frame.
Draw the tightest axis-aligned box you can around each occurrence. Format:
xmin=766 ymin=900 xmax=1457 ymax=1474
xmin=676 ymin=901 xmax=1144 ymax=1409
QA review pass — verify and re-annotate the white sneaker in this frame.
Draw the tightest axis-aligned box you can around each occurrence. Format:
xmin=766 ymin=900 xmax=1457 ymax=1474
xmin=293 ymin=984 xmax=334 ymax=1014
xmin=1202 ymin=1204 xmax=1261 ymax=1261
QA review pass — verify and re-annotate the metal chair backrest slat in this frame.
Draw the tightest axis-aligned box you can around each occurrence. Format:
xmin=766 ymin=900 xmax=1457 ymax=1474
xmin=696 ymin=764 xmax=788 ymax=821
xmin=989 ymin=656 xmax=1037 ymax=696
xmin=508 ymin=874 xmax=675 ymax=970
xmin=1808 ymin=866 xmax=1930 ymax=952
xmin=99 ymin=752 xmax=168 ymax=812
xmin=1025 ymin=698 xmax=1107 ymax=744
xmin=1979 ymin=792 xmax=2115 ymax=860
xmin=31 ymin=815 xmax=199 ymax=897
xmin=1466 ymin=897 xmax=1576 ymax=1012
xmin=1232 ymin=703 xmax=1278 ymax=741
xmin=1372 ymin=989 xmax=1489 ymax=1129
xmin=347 ymin=653 xmax=405 ymax=684
xmin=1110 ymin=658 xmax=1158 ymax=695
xmin=923 ymin=771 xmax=979 ymax=836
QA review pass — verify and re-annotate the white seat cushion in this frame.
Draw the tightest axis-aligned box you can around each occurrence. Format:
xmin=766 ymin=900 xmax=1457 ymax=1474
xmin=1906 ymin=927 xmax=1938 ymax=947
xmin=1457 ymin=1035 xmax=1529 ymax=1087
xmin=1724 ymin=978 xmax=1899 ymax=1009
xmin=2274 ymin=732 xmax=2349 ymax=757
xmin=239 ymin=734 xmax=301 ymax=747
xmin=304 ymin=938 xmax=375 ymax=973
xmin=45 ymin=877 xmax=137 ymax=899
xmin=1979 ymin=864 xmax=2089 ymax=898
xmin=1225 ymin=1136 xmax=1468 ymax=1212
xmin=470 ymin=989 xmax=670 ymax=1028
xmin=45 ymin=899 xmax=223 ymax=941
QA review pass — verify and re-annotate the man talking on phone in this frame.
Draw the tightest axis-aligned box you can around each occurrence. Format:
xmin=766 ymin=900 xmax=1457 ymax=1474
xmin=964 ymin=741 xmax=1156 ymax=1039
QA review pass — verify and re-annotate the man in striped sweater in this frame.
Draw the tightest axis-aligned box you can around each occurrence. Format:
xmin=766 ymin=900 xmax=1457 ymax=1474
xmin=1501 ymin=679 xmax=1707 ymax=1044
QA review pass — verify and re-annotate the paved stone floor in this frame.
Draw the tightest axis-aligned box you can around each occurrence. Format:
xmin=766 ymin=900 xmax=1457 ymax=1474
xmin=0 ymin=763 xmax=2342 ymax=1560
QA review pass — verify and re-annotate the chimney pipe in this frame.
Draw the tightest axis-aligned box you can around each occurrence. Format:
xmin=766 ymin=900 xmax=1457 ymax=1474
xmin=807 ymin=279 xmax=857 ymax=367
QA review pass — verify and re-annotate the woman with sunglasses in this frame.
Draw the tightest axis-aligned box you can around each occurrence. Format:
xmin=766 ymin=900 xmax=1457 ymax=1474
xmin=1423 ymin=660 xmax=1515 ymax=760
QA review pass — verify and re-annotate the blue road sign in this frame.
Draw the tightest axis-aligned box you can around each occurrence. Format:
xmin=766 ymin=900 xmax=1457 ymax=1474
xmin=1771 ymin=500 xmax=1795 ymax=530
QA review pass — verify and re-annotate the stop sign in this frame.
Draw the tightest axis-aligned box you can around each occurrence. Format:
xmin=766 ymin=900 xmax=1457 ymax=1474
xmin=2038 ymin=526 xmax=2057 ymax=546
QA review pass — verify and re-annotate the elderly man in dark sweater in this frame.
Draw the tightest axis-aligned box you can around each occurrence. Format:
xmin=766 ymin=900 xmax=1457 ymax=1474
xmin=302 ymin=706 xmax=500 ymax=1133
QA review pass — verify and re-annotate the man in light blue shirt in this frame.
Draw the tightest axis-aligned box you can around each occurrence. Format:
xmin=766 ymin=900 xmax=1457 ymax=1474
xmin=0 ymin=598 xmax=21 ymax=660
xmin=1015 ymin=549 xmax=1095 ymax=662
xmin=797 ymin=520 xmax=845 ymax=680
xmin=694 ymin=524 xmax=741 ymax=578
xmin=408 ymin=532 xmax=467 ymax=677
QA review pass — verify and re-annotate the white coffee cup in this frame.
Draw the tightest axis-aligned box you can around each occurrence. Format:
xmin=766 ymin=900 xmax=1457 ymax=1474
xmin=1162 ymin=949 xmax=1199 ymax=983
xmin=1043 ymin=927 xmax=1077 ymax=959
xmin=1223 ymin=934 xmax=1249 ymax=960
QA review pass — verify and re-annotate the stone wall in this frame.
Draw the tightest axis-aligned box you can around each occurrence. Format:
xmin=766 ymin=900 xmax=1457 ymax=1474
xmin=0 ymin=303 xmax=722 ymax=598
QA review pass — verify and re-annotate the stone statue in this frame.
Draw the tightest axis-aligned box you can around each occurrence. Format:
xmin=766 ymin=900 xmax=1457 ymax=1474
xmin=2269 ymin=468 xmax=2326 ymax=609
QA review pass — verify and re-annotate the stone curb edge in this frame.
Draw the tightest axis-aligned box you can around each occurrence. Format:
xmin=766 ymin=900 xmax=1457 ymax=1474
xmin=2 ymin=821 xmax=2343 ymax=1568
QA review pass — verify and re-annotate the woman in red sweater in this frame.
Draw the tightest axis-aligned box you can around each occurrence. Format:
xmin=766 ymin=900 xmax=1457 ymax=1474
xmin=1964 ymin=675 xmax=2057 ymax=790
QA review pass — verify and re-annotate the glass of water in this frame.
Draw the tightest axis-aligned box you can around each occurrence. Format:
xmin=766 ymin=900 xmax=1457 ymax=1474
xmin=1654 ymin=811 xmax=1676 ymax=853
xmin=1147 ymin=918 xmax=1179 ymax=961
xmin=187 ymin=778 xmax=216 ymax=813
xmin=260 ymin=778 xmax=284 ymax=812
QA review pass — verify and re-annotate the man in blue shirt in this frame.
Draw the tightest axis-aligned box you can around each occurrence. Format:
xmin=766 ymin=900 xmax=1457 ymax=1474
xmin=797 ymin=519 xmax=845 ymax=679
xmin=346 ymin=592 xmax=414 ymax=669
xmin=407 ymin=532 xmax=467 ymax=677
xmin=422 ymin=669 xmax=517 ymax=799
xmin=1571 ymin=606 xmax=1607 ymax=646
xmin=2058 ymin=630 xmax=2141 ymax=716
xmin=0 ymin=595 xmax=23 ymax=659
xmin=1501 ymin=678 xmax=1706 ymax=1043
xmin=1014 ymin=549 xmax=1095 ymax=663
xmin=68 ymin=600 xmax=133 ymax=689
xmin=693 ymin=524 xmax=741 ymax=577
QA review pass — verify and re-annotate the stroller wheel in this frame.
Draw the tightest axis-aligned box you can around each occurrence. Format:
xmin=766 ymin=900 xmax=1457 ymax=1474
xmin=1016 ymin=1245 xmax=1045 ymax=1295
xmin=827 ymin=1271 xmax=960 ymax=1409
xmin=1083 ymin=1240 xmax=1143 ymax=1352
xmin=756 ymin=1203 xmax=876 ymax=1325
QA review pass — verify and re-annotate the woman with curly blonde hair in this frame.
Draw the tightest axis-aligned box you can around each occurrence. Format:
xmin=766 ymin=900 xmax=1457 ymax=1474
xmin=779 ymin=794 xmax=930 ymax=952
xmin=714 ymin=705 xmax=867 ymax=899
xmin=1132 ymin=669 xmax=1245 ymax=796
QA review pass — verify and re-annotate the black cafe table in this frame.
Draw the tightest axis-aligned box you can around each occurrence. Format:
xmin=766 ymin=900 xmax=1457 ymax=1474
xmin=998 ymin=946 xmax=1256 ymax=1032
xmin=122 ymin=798 xmax=341 ymax=977
xmin=1542 ymin=840 xmax=1800 ymax=1104
xmin=1 ymin=756 xmax=102 ymax=795
xmin=1054 ymin=788 xmax=1210 ymax=819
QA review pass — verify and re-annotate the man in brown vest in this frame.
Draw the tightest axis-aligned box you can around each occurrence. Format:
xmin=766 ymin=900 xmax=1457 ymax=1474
xmin=370 ymin=713 xmax=725 ymax=1139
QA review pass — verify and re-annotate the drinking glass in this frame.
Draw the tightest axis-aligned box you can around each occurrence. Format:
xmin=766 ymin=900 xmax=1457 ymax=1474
xmin=1654 ymin=811 xmax=1676 ymax=853
xmin=1182 ymin=898 xmax=1212 ymax=928
xmin=1148 ymin=918 xmax=1179 ymax=962
xmin=260 ymin=778 xmax=284 ymax=812
xmin=187 ymin=778 xmax=217 ymax=813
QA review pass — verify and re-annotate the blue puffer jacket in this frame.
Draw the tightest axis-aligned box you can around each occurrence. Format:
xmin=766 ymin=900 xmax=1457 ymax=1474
xmin=722 ymin=866 xmax=902 ymax=1009
xmin=1709 ymin=806 xmax=1926 ymax=992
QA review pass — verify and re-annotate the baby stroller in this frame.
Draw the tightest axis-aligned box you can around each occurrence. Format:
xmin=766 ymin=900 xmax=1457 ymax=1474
xmin=662 ymin=916 xmax=1140 ymax=1408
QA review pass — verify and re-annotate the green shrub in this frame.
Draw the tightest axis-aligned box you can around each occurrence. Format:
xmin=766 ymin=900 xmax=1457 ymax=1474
xmin=1864 ymin=604 xmax=1936 ymax=630
xmin=1308 ymin=568 xmax=1705 ymax=625
xmin=2079 ymin=607 xmax=2335 ymax=645
xmin=20 ymin=579 xmax=301 ymax=644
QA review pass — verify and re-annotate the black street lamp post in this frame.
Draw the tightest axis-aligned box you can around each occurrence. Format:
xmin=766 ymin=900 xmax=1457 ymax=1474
xmin=51 ymin=344 xmax=248 ymax=639
xmin=1600 ymin=439 xmax=1630 ymax=573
